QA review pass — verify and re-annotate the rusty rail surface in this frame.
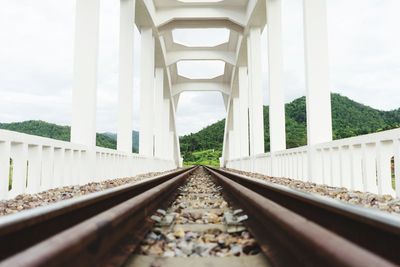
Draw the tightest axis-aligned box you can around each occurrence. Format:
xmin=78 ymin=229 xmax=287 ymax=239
xmin=206 ymin=167 xmax=400 ymax=267
xmin=0 ymin=167 xmax=196 ymax=266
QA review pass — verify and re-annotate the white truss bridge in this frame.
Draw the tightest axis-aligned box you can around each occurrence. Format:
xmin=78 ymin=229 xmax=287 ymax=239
xmin=0 ymin=0 xmax=399 ymax=199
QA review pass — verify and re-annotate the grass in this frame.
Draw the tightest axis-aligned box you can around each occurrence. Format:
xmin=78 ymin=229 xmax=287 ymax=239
xmin=183 ymin=149 xmax=221 ymax=167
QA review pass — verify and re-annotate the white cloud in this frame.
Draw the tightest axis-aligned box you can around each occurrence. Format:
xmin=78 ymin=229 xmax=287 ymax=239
xmin=326 ymin=0 xmax=400 ymax=110
xmin=0 ymin=0 xmax=75 ymax=126
xmin=0 ymin=0 xmax=399 ymax=137
xmin=176 ymin=91 xmax=226 ymax=135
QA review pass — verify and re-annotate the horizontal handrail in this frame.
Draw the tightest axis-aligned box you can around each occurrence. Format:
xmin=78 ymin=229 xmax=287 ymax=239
xmin=0 ymin=130 xmax=177 ymax=200
xmin=226 ymin=128 xmax=400 ymax=197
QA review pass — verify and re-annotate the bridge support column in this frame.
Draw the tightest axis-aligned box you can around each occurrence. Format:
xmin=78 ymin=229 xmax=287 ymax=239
xmin=229 ymin=130 xmax=236 ymax=160
xmin=238 ymin=67 xmax=250 ymax=158
xmin=154 ymin=68 xmax=165 ymax=158
xmin=303 ymin=0 xmax=333 ymax=182
xmin=303 ymin=0 xmax=332 ymax=145
xmin=168 ymin=104 xmax=176 ymax=161
xmin=139 ymin=27 xmax=155 ymax=157
xmin=162 ymin=99 xmax=171 ymax=159
xmin=222 ymin=101 xmax=232 ymax=163
xmin=227 ymin=100 xmax=239 ymax=161
xmin=267 ymin=0 xmax=286 ymax=153
xmin=117 ymin=0 xmax=136 ymax=153
xmin=71 ymin=0 xmax=100 ymax=147
xmin=232 ymin=97 xmax=241 ymax=159
xmin=247 ymin=28 xmax=265 ymax=156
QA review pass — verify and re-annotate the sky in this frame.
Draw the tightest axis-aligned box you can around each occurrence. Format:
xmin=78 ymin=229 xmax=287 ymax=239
xmin=0 ymin=0 xmax=399 ymax=136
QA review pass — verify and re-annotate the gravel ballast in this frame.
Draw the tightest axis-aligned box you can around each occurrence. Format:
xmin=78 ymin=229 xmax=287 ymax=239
xmin=137 ymin=167 xmax=260 ymax=258
xmin=224 ymin=168 xmax=400 ymax=214
xmin=0 ymin=169 xmax=178 ymax=217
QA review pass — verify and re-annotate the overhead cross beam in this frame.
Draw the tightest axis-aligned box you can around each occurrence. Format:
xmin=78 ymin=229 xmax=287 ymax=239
xmin=158 ymin=19 xmax=244 ymax=34
xmin=171 ymin=81 xmax=231 ymax=96
xmin=166 ymin=50 xmax=236 ymax=66
xmin=155 ymin=7 xmax=246 ymax=28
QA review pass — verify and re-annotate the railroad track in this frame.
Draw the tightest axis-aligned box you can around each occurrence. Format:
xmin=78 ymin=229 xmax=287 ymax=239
xmin=206 ymin=167 xmax=400 ymax=267
xmin=0 ymin=166 xmax=399 ymax=266
xmin=0 ymin=167 xmax=196 ymax=266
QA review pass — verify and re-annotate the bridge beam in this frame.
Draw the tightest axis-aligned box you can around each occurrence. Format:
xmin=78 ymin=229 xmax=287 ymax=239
xmin=71 ymin=0 xmax=100 ymax=147
xmin=156 ymin=7 xmax=246 ymax=29
xmin=166 ymin=50 xmax=236 ymax=66
xmin=303 ymin=0 xmax=332 ymax=145
xmin=267 ymin=0 xmax=286 ymax=153
xmin=117 ymin=0 xmax=135 ymax=153
xmin=247 ymin=28 xmax=265 ymax=156
xmin=171 ymin=82 xmax=231 ymax=96
xmin=158 ymin=19 xmax=244 ymax=34
xmin=139 ymin=27 xmax=155 ymax=157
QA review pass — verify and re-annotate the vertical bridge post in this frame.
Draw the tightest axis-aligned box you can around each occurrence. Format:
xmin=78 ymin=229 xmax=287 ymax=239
xmin=267 ymin=0 xmax=286 ymax=153
xmin=303 ymin=0 xmax=333 ymax=182
xmin=139 ymin=27 xmax=155 ymax=157
xmin=247 ymin=28 xmax=265 ymax=157
xmin=71 ymin=0 xmax=100 ymax=147
xmin=117 ymin=0 xmax=136 ymax=153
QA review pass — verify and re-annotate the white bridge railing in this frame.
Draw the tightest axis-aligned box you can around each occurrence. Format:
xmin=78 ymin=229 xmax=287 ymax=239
xmin=0 ymin=130 xmax=176 ymax=200
xmin=226 ymin=128 xmax=400 ymax=197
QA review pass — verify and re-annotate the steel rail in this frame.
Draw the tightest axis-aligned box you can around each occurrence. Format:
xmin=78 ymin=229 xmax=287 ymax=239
xmin=206 ymin=167 xmax=398 ymax=267
xmin=208 ymin=167 xmax=400 ymax=264
xmin=0 ymin=167 xmax=195 ymax=262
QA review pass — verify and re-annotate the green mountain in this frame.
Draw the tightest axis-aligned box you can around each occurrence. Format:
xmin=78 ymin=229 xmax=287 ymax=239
xmin=180 ymin=93 xmax=400 ymax=164
xmin=0 ymin=120 xmax=139 ymax=152
xmin=1 ymin=94 xmax=399 ymax=166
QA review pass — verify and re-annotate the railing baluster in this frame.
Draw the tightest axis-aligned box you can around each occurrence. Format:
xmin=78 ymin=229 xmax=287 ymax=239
xmin=41 ymin=146 xmax=54 ymax=190
xmin=329 ymin=147 xmax=338 ymax=187
xmin=339 ymin=146 xmax=351 ymax=188
xmin=351 ymin=144 xmax=363 ymax=191
xmin=322 ymin=148 xmax=330 ymax=185
xmin=394 ymin=138 xmax=400 ymax=197
xmin=72 ymin=150 xmax=80 ymax=185
xmin=10 ymin=142 xmax=28 ymax=197
xmin=27 ymin=145 xmax=42 ymax=194
xmin=376 ymin=141 xmax=395 ymax=195
xmin=64 ymin=149 xmax=73 ymax=186
xmin=53 ymin=148 xmax=65 ymax=188
xmin=0 ymin=141 xmax=11 ymax=199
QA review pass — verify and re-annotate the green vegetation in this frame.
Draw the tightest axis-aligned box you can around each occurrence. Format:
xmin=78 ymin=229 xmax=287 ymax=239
xmin=0 ymin=120 xmax=131 ymax=151
xmin=180 ymin=93 xmax=400 ymax=165
xmin=183 ymin=149 xmax=221 ymax=167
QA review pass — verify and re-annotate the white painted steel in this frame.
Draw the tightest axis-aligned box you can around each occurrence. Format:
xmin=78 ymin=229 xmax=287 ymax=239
xmin=232 ymin=98 xmax=241 ymax=159
xmin=172 ymin=82 xmax=230 ymax=96
xmin=139 ymin=27 xmax=155 ymax=157
xmin=303 ymin=0 xmax=332 ymax=146
xmin=247 ymin=28 xmax=265 ymax=156
xmin=161 ymin=99 xmax=172 ymax=159
xmin=3 ymin=0 xmax=398 ymax=200
xmin=227 ymin=128 xmax=400 ymax=196
xmin=71 ymin=0 xmax=100 ymax=147
xmin=238 ymin=67 xmax=250 ymax=158
xmin=267 ymin=0 xmax=286 ymax=152
xmin=0 ymin=130 xmax=175 ymax=200
xmin=117 ymin=0 xmax=136 ymax=153
xmin=166 ymin=51 xmax=236 ymax=66
xmin=154 ymin=68 xmax=166 ymax=158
